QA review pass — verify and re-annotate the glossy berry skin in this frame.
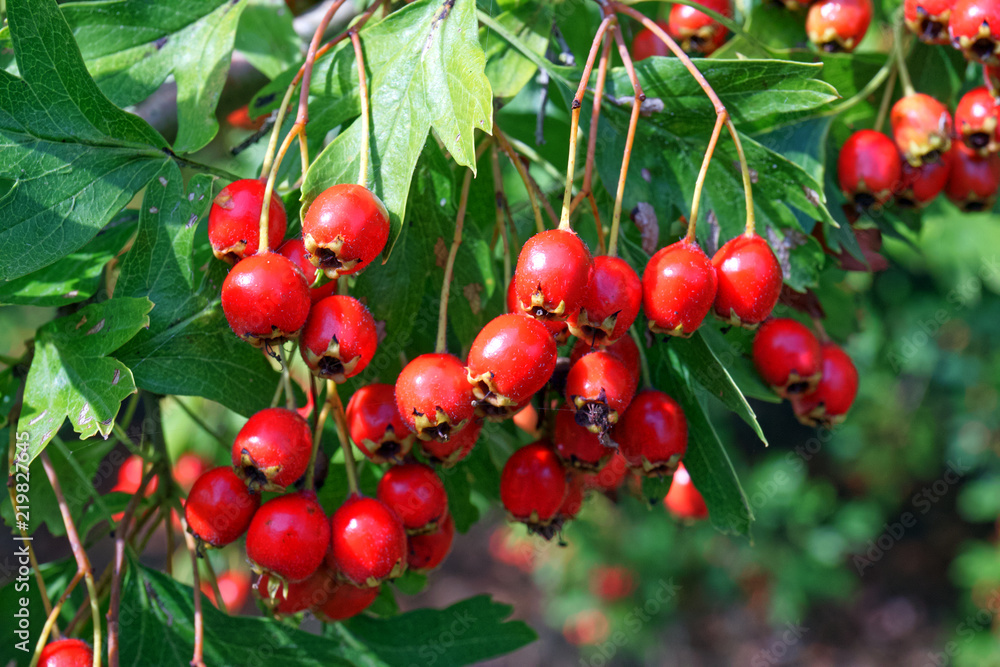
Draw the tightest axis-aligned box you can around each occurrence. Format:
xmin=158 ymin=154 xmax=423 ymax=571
xmin=642 ymin=239 xmax=718 ymax=337
xmin=950 ymin=0 xmax=1000 ymax=64
xmin=276 ymin=237 xmax=337 ymax=303
xmin=631 ymin=21 xmax=671 ymax=61
xmin=806 ymin=0 xmax=873 ymax=52
xmin=791 ymin=342 xmax=859 ymax=427
xmin=711 ymin=233 xmax=783 ymax=328
xmin=500 ymin=441 xmax=568 ymax=529
xmin=506 ymin=278 xmax=568 ymax=342
xmin=173 ymin=453 xmax=210 ymax=493
xmin=905 ymin=0 xmax=956 ymax=43
xmin=232 ymin=408 xmax=313 ymax=492
xmin=185 ymin=467 xmax=260 ymax=549
xmin=38 ymin=639 xmax=93 ymax=667
xmin=395 ymin=353 xmax=475 ymax=443
xmin=612 ymin=390 xmax=687 ymax=476
xmin=313 ymin=579 xmax=380 ymax=622
xmin=208 ymin=179 xmax=287 ymax=265
xmin=513 ymin=229 xmax=593 ymax=321
xmin=945 ymin=142 xmax=1000 ymax=211
xmin=407 ymin=513 xmax=455 ymax=573
xmin=752 ymin=318 xmax=823 ymax=397
xmin=553 ymin=405 xmax=612 ymax=471
xmin=466 ymin=314 xmax=557 ymax=419
xmin=565 ymin=350 xmax=636 ymax=435
xmin=302 ymin=183 xmax=390 ymax=278
xmin=300 ymin=295 xmax=377 ymax=383
xmin=570 ymin=335 xmax=641 ymax=390
xmin=257 ymin=568 xmax=335 ymax=615
xmin=567 ymin=256 xmax=642 ymax=345
xmin=246 ymin=491 xmax=330 ymax=583
xmin=420 ymin=417 xmax=482 ymax=467
xmin=556 ymin=473 xmax=585 ymax=522
xmin=668 ymin=0 xmax=731 ymax=55
xmin=346 ymin=383 xmax=415 ymax=463
xmin=328 ymin=495 xmax=407 ymax=587
xmin=891 ymin=94 xmax=953 ymax=167
xmin=838 ymin=130 xmax=903 ymax=208
xmin=377 ymin=463 xmax=448 ymax=533
xmin=897 ymin=152 xmax=953 ymax=208
xmin=221 ymin=252 xmax=311 ymax=348
xmin=664 ymin=463 xmax=709 ymax=520
xmin=955 ymin=87 xmax=1000 ymax=155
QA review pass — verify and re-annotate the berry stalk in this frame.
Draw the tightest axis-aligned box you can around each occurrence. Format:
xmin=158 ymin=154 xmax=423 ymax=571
xmin=494 ymin=123 xmax=546 ymax=233
xmin=305 ymin=377 xmax=331 ymax=492
xmin=490 ymin=146 xmax=513 ymax=288
xmin=686 ymin=111 xmax=727 ymax=243
xmin=29 ymin=572 xmax=83 ymax=667
xmin=608 ymin=25 xmax=644 ymax=258
xmin=893 ymin=14 xmax=916 ymax=97
xmin=350 ymin=29 xmax=371 ymax=188
xmin=874 ymin=64 xmax=898 ymax=133
xmin=328 ymin=380 xmax=360 ymax=496
xmin=179 ymin=513 xmax=207 ymax=667
xmin=436 ymin=165 xmax=475 ymax=354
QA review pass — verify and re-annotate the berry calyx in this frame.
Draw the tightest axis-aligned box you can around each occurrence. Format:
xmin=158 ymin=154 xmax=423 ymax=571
xmin=466 ymin=314 xmax=557 ymax=419
xmin=950 ymin=0 xmax=1000 ymax=64
xmin=407 ymin=512 xmax=455 ymax=573
xmin=302 ymin=183 xmax=390 ymax=278
xmin=806 ymin=0 xmax=873 ymax=52
xmin=891 ymin=93 xmax=953 ymax=166
xmin=221 ymin=252 xmax=311 ymax=349
xmin=631 ymin=20 xmax=671 ymax=61
xmin=185 ymin=467 xmax=260 ymax=550
xmin=246 ymin=491 xmax=331 ymax=583
xmin=955 ymin=86 xmax=1000 ymax=155
xmin=752 ymin=318 xmax=823 ymax=397
xmin=208 ymin=179 xmax=287 ymax=265
xmin=904 ymin=0 xmax=956 ymax=43
xmin=507 ymin=279 xmax=568 ymax=342
xmin=668 ymin=0 xmax=731 ymax=55
xmin=232 ymin=407 xmax=313 ymax=492
xmin=711 ymin=233 xmax=784 ymax=328
xmin=945 ymin=142 xmax=1000 ymax=211
xmin=38 ymin=639 xmax=93 ymax=667
xmin=612 ymin=389 xmax=688 ymax=476
xmin=500 ymin=441 xmax=568 ymax=538
xmin=300 ymin=295 xmax=378 ymax=383
xmin=395 ymin=353 xmax=475 ymax=442
xmin=664 ymin=463 xmax=708 ymax=520
xmin=256 ymin=568 xmax=336 ymax=615
xmin=346 ymin=383 xmax=415 ymax=463
xmin=897 ymin=153 xmax=953 ymax=208
xmin=276 ymin=237 xmax=337 ymax=303
xmin=838 ymin=130 xmax=903 ymax=208
xmin=328 ymin=495 xmax=408 ymax=587
xmin=553 ymin=405 xmax=613 ymax=472
xmin=792 ymin=342 xmax=859 ymax=427
xmin=513 ymin=229 xmax=593 ymax=321
xmin=419 ymin=417 xmax=483 ymax=467
xmin=642 ymin=238 xmax=718 ymax=337
xmin=565 ymin=350 xmax=637 ymax=435
xmin=567 ymin=255 xmax=642 ymax=345
xmin=376 ymin=462 xmax=448 ymax=534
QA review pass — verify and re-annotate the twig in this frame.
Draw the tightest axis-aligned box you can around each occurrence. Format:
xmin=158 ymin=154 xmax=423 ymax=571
xmin=572 ymin=32 xmax=613 ymax=253
xmin=180 ymin=516 xmax=206 ymax=667
xmin=436 ymin=166 xmax=476 ymax=353
xmin=327 ymin=380 xmax=359 ymax=496
xmin=607 ymin=25 xmax=644 ymax=258
xmin=685 ymin=111 xmax=727 ymax=243
xmin=490 ymin=146 xmax=513 ymax=288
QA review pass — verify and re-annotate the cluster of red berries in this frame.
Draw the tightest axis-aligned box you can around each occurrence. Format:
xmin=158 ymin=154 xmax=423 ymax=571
xmin=905 ymin=0 xmax=1000 ymax=66
xmin=631 ymin=0 xmax=733 ymax=60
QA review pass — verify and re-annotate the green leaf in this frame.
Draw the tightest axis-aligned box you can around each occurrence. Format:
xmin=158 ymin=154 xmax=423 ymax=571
xmin=481 ymin=4 xmax=552 ymax=101
xmin=304 ymin=0 xmax=493 ymax=260
xmin=63 ymin=0 xmax=249 ymax=153
xmin=342 ymin=595 xmax=537 ymax=666
xmin=235 ymin=0 xmax=301 ymax=80
xmin=16 ymin=297 xmax=153 ymax=464
xmin=0 ymin=0 xmax=168 ymax=282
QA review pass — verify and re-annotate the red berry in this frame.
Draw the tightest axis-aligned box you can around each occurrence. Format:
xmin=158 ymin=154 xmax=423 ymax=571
xmin=806 ymin=0 xmax=873 ymax=52
xmin=553 ymin=404 xmax=613 ymax=471
xmin=513 ymin=229 xmax=593 ymax=321
xmin=346 ymin=383 xmax=415 ymax=463
xmin=507 ymin=278 xmax=568 ymax=342
xmin=328 ymin=495 xmax=408 ymax=587
xmin=246 ymin=491 xmax=330 ymax=583
xmin=897 ymin=152 xmax=953 ymax=208
xmin=752 ymin=318 xmax=823 ymax=397
xmin=302 ymin=183 xmax=390 ymax=278
xmin=221 ymin=252 xmax=311 ymax=349
xmin=256 ymin=568 xmax=334 ymax=615
xmin=300 ymin=295 xmax=378 ymax=383
xmin=613 ymin=389 xmax=687 ymax=476
xmin=955 ymin=86 xmax=1000 ymax=155
xmin=276 ymin=237 xmax=337 ymax=303
xmin=580 ymin=450 xmax=630 ymax=493
xmin=950 ymin=0 xmax=1000 ymax=64
xmin=570 ymin=335 xmax=641 ymax=389
xmin=377 ymin=463 xmax=448 ymax=534
xmin=631 ymin=21 xmax=671 ymax=61
xmin=185 ymin=467 xmax=260 ymax=549
xmin=313 ymin=578 xmax=380 ymax=622
xmin=419 ymin=417 xmax=483 ymax=467
xmin=567 ymin=256 xmax=642 ymax=345
xmin=38 ymin=639 xmax=92 ymax=667
xmin=114 ymin=454 xmax=158 ymax=495
xmin=407 ymin=512 xmax=455 ymax=573
xmin=668 ymin=0 xmax=731 ymax=55
xmin=905 ymin=0 xmax=955 ymax=42
xmin=711 ymin=233 xmax=783 ymax=328
xmin=395 ymin=353 xmax=475 ymax=442
xmin=500 ymin=441 xmax=568 ymax=536
xmin=208 ymin=179 xmax=287 ymax=265
xmin=664 ymin=463 xmax=708 ymax=520
xmin=838 ymin=130 xmax=903 ymax=208
xmin=792 ymin=342 xmax=859 ymax=427
xmin=232 ymin=407 xmax=313 ymax=492
xmin=565 ymin=350 xmax=637 ymax=435
xmin=173 ymin=452 xmax=210 ymax=493
xmin=203 ymin=570 xmax=251 ymax=611
xmin=891 ymin=93 xmax=953 ymax=167
xmin=642 ymin=238 xmax=718 ymax=337
xmin=590 ymin=565 xmax=636 ymax=602
xmin=945 ymin=142 xmax=1000 ymax=211
xmin=556 ymin=473 xmax=586 ymax=522
xmin=466 ymin=314 xmax=557 ymax=419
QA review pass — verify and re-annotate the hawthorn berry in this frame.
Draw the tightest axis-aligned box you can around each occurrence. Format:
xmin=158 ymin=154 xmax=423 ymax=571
xmin=302 ymin=183 xmax=390 ymax=278
xmin=466 ymin=313 xmax=557 ymax=419
xmin=232 ymin=407 xmax=313 ymax=492
xmin=500 ymin=441 xmax=568 ymax=537
xmin=897 ymin=152 xmax=953 ymax=208
xmin=580 ymin=450 xmax=630 ymax=493
xmin=407 ymin=513 xmax=455 ymax=573
xmin=185 ymin=467 xmax=260 ymax=550
xmin=208 ymin=179 xmax=287 ymax=265
xmin=612 ymin=389 xmax=688 ymax=476
xmin=419 ymin=417 xmax=483 ymax=467
xmin=955 ymin=86 xmax=1000 ymax=155
xmin=711 ymin=233 xmax=783 ymax=328
xmin=567 ymin=255 xmax=642 ymax=345
xmin=668 ymin=0 xmax=731 ymax=55
xmin=513 ymin=229 xmax=593 ymax=321
xmin=570 ymin=334 xmax=642 ymax=390
xmin=246 ymin=491 xmax=331 ymax=583
xmin=555 ymin=473 xmax=586 ymax=523
xmin=300 ymin=295 xmax=378 ymax=383
xmin=377 ymin=462 xmax=448 ymax=534
xmin=752 ymin=318 xmax=823 ymax=397
xmin=38 ymin=639 xmax=93 ymax=667
xmin=905 ymin=0 xmax=955 ymax=43
xmin=221 ymin=252 xmax=311 ymax=349
xmin=806 ymin=0 xmax=873 ymax=51
xmin=838 ymin=130 xmax=903 ymax=208
xmin=642 ymin=238 xmax=718 ymax=337
xmin=565 ymin=350 xmax=637 ymax=435
xmin=328 ymin=495 xmax=408 ymax=587
xmin=631 ymin=21 xmax=671 ymax=61
xmin=664 ymin=463 xmax=709 ymax=520
xmin=553 ymin=405 xmax=613 ymax=471
xmin=891 ymin=93 xmax=953 ymax=166
xmin=791 ymin=342 xmax=859 ymax=427
xmin=276 ymin=237 xmax=337 ymax=303
xmin=395 ymin=353 xmax=475 ymax=442
xmin=950 ymin=0 xmax=1000 ymax=64
xmin=945 ymin=142 xmax=1000 ymax=211
xmin=346 ymin=383 xmax=415 ymax=463
xmin=203 ymin=570 xmax=251 ymax=611
xmin=173 ymin=452 xmax=210 ymax=493
xmin=256 ymin=568 xmax=336 ymax=615
xmin=507 ymin=278 xmax=568 ymax=342
xmin=313 ymin=578 xmax=380 ymax=622
xmin=111 ymin=454 xmax=157 ymax=521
